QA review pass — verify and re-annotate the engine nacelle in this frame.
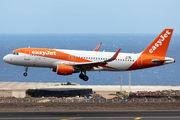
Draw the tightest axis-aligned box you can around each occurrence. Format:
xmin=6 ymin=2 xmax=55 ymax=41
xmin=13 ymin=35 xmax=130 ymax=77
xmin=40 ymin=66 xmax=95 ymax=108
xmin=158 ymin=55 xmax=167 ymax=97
xmin=56 ymin=65 xmax=73 ymax=75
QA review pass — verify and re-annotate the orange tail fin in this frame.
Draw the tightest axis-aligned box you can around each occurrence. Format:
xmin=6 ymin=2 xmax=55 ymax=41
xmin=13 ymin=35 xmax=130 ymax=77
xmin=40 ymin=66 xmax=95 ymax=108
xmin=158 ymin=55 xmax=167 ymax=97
xmin=142 ymin=29 xmax=174 ymax=57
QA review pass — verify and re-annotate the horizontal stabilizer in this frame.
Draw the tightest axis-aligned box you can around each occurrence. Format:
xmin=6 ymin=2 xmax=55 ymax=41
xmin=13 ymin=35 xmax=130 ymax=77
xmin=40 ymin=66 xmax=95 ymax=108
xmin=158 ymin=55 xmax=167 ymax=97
xmin=151 ymin=58 xmax=175 ymax=64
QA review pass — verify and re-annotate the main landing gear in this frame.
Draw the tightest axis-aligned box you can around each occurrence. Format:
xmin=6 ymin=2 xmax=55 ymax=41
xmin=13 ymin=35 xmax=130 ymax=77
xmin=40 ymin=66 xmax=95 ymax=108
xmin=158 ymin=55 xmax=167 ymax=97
xmin=23 ymin=67 xmax=28 ymax=77
xmin=79 ymin=72 xmax=89 ymax=81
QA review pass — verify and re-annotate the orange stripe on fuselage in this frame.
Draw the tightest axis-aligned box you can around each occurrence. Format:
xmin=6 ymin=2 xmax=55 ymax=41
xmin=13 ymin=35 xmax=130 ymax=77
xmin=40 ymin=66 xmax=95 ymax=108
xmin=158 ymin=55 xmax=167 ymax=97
xmin=13 ymin=48 xmax=118 ymax=70
xmin=13 ymin=48 xmax=91 ymax=63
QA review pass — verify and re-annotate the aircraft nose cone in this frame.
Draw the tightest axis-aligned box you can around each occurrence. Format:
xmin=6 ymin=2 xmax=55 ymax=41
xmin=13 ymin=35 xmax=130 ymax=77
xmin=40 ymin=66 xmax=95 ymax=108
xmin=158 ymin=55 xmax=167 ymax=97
xmin=3 ymin=55 xmax=9 ymax=63
xmin=3 ymin=56 xmax=7 ymax=62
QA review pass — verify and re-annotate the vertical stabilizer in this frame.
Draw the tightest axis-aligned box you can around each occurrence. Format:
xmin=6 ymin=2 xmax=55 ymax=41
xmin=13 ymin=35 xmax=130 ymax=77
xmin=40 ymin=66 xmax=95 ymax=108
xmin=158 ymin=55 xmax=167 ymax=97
xmin=142 ymin=29 xmax=173 ymax=57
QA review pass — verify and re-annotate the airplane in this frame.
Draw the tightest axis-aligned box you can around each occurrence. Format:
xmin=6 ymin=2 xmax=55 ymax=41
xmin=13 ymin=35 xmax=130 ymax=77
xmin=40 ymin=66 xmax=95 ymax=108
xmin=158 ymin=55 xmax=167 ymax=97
xmin=3 ymin=29 xmax=175 ymax=81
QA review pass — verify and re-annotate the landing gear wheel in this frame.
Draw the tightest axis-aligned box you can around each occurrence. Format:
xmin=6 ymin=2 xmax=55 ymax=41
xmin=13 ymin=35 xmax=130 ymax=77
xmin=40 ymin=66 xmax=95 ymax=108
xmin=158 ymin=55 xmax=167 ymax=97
xmin=79 ymin=73 xmax=84 ymax=79
xmin=23 ymin=72 xmax=27 ymax=77
xmin=23 ymin=67 xmax=28 ymax=77
xmin=83 ymin=75 xmax=89 ymax=81
xmin=79 ymin=72 xmax=89 ymax=81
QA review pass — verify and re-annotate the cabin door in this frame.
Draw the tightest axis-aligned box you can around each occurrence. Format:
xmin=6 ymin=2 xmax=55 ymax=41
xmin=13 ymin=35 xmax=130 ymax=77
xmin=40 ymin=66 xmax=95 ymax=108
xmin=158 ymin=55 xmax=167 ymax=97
xmin=24 ymin=50 xmax=30 ymax=60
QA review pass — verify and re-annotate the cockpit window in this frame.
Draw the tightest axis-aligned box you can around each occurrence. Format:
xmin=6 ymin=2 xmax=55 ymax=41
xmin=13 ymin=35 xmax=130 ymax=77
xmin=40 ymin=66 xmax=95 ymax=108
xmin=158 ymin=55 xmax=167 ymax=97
xmin=11 ymin=52 xmax=19 ymax=55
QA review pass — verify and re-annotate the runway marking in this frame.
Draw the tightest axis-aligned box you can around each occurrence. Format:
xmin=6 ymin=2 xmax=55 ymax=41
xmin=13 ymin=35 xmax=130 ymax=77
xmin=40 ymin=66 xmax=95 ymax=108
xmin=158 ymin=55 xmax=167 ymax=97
xmin=134 ymin=117 xmax=142 ymax=120
xmin=60 ymin=117 xmax=82 ymax=120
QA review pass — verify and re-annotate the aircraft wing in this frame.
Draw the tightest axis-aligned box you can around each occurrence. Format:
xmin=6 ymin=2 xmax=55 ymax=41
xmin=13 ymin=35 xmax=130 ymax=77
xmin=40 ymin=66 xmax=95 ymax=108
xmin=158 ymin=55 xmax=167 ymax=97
xmin=74 ymin=49 xmax=121 ymax=69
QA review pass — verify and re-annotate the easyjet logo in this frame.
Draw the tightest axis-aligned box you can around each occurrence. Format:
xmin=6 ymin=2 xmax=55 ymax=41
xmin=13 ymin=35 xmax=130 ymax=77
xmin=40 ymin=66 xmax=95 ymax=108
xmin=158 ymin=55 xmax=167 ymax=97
xmin=32 ymin=51 xmax=56 ymax=55
xmin=149 ymin=30 xmax=171 ymax=53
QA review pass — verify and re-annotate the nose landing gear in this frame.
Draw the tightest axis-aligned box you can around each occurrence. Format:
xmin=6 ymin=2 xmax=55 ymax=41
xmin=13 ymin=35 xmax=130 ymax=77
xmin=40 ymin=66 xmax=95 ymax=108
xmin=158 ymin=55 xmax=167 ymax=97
xmin=79 ymin=72 xmax=89 ymax=81
xmin=23 ymin=67 xmax=28 ymax=77
xmin=23 ymin=72 xmax=27 ymax=76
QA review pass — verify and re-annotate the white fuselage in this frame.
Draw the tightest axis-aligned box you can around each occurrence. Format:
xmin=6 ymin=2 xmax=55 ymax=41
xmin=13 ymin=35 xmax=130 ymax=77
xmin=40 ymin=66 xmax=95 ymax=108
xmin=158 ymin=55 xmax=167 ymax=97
xmin=3 ymin=49 xmax=140 ymax=71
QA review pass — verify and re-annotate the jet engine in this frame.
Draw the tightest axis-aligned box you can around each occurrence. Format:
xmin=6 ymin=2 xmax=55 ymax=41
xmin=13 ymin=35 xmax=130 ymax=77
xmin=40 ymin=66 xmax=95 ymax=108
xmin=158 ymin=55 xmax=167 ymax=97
xmin=56 ymin=65 xmax=73 ymax=75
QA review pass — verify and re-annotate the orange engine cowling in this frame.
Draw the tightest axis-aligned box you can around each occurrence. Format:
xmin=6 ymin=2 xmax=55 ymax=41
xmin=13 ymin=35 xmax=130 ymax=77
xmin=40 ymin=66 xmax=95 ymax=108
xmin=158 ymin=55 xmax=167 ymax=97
xmin=56 ymin=65 xmax=73 ymax=75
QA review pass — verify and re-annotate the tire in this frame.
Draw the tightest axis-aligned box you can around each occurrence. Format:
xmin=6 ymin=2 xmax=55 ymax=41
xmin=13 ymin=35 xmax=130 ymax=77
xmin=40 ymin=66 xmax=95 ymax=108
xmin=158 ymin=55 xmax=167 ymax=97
xmin=23 ymin=73 xmax=27 ymax=77
xmin=83 ymin=76 xmax=89 ymax=81
xmin=79 ymin=73 xmax=84 ymax=79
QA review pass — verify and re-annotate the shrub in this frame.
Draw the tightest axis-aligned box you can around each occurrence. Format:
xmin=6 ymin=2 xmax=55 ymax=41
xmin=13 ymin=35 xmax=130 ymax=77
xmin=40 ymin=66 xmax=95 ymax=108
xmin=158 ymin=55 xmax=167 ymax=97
xmin=67 ymin=82 xmax=71 ymax=85
xmin=26 ymin=89 xmax=35 ymax=97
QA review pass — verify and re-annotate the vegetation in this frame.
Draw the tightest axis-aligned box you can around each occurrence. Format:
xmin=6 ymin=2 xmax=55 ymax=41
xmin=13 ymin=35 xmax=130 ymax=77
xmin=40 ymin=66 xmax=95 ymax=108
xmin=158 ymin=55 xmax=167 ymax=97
xmin=26 ymin=89 xmax=35 ymax=97
xmin=116 ymin=92 xmax=129 ymax=97
xmin=61 ymin=82 xmax=76 ymax=85
xmin=109 ymin=92 xmax=129 ymax=98
xmin=25 ymin=95 xmax=32 ymax=99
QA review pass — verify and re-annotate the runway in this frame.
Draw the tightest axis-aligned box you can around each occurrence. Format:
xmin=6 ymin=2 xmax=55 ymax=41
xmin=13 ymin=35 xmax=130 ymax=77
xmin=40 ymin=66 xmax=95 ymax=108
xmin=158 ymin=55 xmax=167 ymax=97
xmin=0 ymin=110 xmax=180 ymax=120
